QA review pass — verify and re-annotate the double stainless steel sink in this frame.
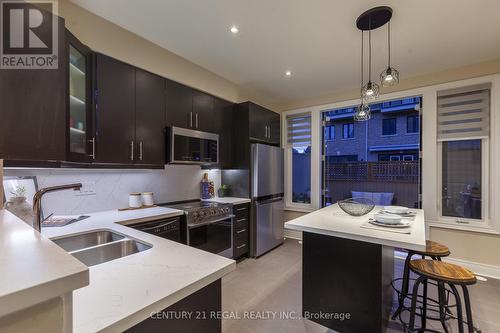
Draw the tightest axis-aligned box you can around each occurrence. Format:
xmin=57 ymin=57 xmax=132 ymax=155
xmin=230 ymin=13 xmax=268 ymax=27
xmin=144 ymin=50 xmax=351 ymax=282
xmin=51 ymin=230 xmax=152 ymax=267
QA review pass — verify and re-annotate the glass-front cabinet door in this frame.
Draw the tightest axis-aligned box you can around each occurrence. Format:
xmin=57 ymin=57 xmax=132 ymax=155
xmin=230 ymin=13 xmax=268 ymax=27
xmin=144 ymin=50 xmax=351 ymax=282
xmin=67 ymin=30 xmax=93 ymax=162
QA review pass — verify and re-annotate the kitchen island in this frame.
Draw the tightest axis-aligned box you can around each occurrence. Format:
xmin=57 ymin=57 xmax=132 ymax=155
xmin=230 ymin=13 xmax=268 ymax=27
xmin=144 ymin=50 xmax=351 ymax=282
xmin=285 ymin=204 xmax=426 ymax=333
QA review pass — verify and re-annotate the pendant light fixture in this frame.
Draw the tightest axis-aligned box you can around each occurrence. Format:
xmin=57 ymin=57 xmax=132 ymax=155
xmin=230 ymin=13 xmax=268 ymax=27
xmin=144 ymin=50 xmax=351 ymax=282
xmin=355 ymin=6 xmax=397 ymax=115
xmin=380 ymin=21 xmax=400 ymax=87
xmin=355 ymin=31 xmax=371 ymax=121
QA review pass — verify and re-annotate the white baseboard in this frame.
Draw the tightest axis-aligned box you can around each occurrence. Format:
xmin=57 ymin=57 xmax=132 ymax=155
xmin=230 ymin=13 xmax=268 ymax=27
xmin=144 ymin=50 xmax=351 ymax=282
xmin=284 ymin=228 xmax=302 ymax=240
xmin=284 ymin=229 xmax=500 ymax=280
xmin=442 ymin=257 xmax=500 ymax=280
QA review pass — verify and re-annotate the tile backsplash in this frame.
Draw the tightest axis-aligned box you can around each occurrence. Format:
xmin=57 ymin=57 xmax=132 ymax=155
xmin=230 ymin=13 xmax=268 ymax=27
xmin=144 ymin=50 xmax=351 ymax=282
xmin=4 ymin=166 xmax=221 ymax=215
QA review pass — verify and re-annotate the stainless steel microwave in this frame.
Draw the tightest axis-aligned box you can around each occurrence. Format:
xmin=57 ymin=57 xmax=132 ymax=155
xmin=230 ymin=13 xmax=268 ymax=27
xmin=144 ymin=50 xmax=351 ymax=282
xmin=166 ymin=127 xmax=219 ymax=165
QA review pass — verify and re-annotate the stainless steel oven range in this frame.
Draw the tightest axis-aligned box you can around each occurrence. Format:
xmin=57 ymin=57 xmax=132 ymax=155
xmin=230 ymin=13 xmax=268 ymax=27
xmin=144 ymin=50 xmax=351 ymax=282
xmin=164 ymin=201 xmax=234 ymax=258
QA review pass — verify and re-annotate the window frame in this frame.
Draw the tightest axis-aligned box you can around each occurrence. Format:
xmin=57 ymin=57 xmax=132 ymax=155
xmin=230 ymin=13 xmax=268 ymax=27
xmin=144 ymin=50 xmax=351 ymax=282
xmin=437 ymin=137 xmax=491 ymax=229
xmin=282 ymin=74 xmax=500 ymax=233
xmin=382 ymin=118 xmax=397 ymax=136
xmin=284 ymin=111 xmax=316 ymax=212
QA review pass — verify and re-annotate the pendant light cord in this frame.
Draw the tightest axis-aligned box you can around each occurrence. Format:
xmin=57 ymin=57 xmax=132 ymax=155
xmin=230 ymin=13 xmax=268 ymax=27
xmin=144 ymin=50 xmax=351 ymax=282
xmin=361 ymin=31 xmax=364 ymax=89
xmin=388 ymin=21 xmax=391 ymax=67
xmin=368 ymin=29 xmax=372 ymax=82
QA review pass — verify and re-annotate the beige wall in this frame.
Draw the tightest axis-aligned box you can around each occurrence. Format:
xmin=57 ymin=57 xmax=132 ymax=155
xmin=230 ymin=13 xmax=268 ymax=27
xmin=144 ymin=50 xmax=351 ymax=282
xmin=58 ymin=1 xmax=278 ymax=110
xmin=279 ymin=58 xmax=500 ymax=111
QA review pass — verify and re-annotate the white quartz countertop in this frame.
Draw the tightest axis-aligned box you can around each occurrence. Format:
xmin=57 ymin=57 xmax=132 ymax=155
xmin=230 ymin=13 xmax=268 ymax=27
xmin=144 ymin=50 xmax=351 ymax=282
xmin=41 ymin=206 xmax=236 ymax=333
xmin=285 ymin=204 xmax=426 ymax=251
xmin=202 ymin=197 xmax=251 ymax=205
xmin=0 ymin=210 xmax=89 ymax=317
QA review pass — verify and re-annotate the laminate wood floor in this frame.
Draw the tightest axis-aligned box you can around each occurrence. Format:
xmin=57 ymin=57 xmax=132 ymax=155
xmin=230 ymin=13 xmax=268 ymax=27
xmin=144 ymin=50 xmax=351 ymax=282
xmin=222 ymin=238 xmax=500 ymax=333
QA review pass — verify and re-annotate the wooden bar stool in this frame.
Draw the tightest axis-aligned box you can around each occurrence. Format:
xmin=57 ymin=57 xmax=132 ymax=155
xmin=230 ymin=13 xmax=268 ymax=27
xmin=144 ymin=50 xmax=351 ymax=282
xmin=392 ymin=241 xmax=451 ymax=320
xmin=408 ymin=259 xmax=478 ymax=333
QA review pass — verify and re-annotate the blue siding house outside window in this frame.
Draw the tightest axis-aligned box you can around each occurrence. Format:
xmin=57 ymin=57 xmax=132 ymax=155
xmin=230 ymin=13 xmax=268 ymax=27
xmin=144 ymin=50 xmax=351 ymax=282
xmin=407 ymin=115 xmax=419 ymax=133
xmin=382 ymin=118 xmax=397 ymax=135
xmin=342 ymin=123 xmax=354 ymax=139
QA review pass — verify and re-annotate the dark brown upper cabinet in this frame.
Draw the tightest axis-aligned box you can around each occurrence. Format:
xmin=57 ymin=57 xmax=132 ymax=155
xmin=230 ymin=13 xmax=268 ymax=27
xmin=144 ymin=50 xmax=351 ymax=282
xmin=94 ymin=53 xmax=136 ymax=164
xmin=94 ymin=53 xmax=166 ymax=167
xmin=165 ymin=79 xmax=218 ymax=133
xmin=245 ymin=102 xmax=281 ymax=146
xmin=135 ymin=69 xmax=165 ymax=166
xmin=67 ymin=30 xmax=94 ymax=163
xmin=215 ymin=97 xmax=235 ymax=169
xmin=0 ymin=16 xmax=67 ymax=164
xmin=192 ymin=90 xmax=216 ymax=133
xmin=165 ymin=79 xmax=193 ymax=129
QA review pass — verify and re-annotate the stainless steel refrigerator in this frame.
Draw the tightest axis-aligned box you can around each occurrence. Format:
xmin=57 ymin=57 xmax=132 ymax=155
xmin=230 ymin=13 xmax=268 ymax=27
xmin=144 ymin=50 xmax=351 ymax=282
xmin=250 ymin=143 xmax=284 ymax=257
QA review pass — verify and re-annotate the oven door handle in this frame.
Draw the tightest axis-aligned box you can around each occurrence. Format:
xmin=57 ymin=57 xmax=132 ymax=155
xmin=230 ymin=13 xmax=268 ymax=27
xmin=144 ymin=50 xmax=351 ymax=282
xmin=137 ymin=220 xmax=178 ymax=231
xmin=188 ymin=215 xmax=235 ymax=229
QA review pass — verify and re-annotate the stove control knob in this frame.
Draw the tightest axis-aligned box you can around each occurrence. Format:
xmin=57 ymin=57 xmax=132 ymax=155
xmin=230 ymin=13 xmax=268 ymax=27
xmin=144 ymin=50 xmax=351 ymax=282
xmin=225 ymin=208 xmax=230 ymax=213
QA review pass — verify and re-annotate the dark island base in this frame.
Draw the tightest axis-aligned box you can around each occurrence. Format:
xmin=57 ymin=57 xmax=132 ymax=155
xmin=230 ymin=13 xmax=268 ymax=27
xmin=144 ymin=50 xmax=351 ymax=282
xmin=303 ymin=232 xmax=394 ymax=333
xmin=126 ymin=279 xmax=221 ymax=333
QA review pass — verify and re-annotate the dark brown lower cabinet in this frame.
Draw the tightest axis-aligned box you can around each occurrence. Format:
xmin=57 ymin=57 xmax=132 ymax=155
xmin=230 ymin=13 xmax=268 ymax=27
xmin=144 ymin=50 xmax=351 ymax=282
xmin=233 ymin=203 xmax=250 ymax=258
xmin=126 ymin=279 xmax=221 ymax=333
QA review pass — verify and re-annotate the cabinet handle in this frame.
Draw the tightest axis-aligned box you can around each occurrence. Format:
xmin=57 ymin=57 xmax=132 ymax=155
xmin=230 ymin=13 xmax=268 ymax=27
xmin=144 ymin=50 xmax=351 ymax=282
xmin=236 ymin=244 xmax=247 ymax=249
xmin=236 ymin=207 xmax=247 ymax=212
xmin=195 ymin=113 xmax=199 ymax=129
xmin=237 ymin=218 xmax=246 ymax=222
xmin=88 ymin=137 xmax=96 ymax=160
xmin=190 ymin=112 xmax=193 ymax=128
xmin=130 ymin=141 xmax=134 ymax=161
xmin=236 ymin=229 xmax=247 ymax=234
xmin=139 ymin=141 xmax=143 ymax=161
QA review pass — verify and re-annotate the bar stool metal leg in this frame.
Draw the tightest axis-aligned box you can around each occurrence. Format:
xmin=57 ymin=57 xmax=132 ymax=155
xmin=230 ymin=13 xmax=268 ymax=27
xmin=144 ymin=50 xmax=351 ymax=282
xmin=437 ymin=281 xmax=450 ymax=333
xmin=421 ymin=278 xmax=428 ymax=331
xmin=449 ymin=283 xmax=465 ymax=333
xmin=461 ymin=285 xmax=475 ymax=333
xmin=408 ymin=275 xmax=425 ymax=332
xmin=392 ymin=251 xmax=414 ymax=320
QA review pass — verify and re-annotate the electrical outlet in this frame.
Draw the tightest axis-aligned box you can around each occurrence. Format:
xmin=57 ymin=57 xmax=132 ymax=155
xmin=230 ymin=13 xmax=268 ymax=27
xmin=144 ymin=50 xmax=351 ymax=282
xmin=75 ymin=181 xmax=96 ymax=196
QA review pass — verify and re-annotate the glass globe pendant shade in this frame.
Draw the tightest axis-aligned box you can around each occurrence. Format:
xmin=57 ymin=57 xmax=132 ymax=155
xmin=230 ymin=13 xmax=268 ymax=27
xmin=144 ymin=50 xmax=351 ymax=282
xmin=361 ymin=81 xmax=379 ymax=101
xmin=354 ymin=103 xmax=371 ymax=121
xmin=380 ymin=66 xmax=399 ymax=87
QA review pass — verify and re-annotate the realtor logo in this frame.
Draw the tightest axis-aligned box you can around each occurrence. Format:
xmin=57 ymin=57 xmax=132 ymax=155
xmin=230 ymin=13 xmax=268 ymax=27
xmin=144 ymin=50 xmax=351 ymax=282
xmin=0 ymin=0 xmax=58 ymax=69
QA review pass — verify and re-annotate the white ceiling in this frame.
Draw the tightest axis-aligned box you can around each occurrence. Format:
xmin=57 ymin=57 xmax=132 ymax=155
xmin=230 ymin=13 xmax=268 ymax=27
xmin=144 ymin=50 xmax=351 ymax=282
xmin=71 ymin=0 xmax=500 ymax=107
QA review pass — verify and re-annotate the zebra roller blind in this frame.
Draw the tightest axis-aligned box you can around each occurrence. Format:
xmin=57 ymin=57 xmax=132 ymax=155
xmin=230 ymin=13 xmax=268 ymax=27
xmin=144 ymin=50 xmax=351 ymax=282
xmin=287 ymin=113 xmax=311 ymax=147
xmin=437 ymin=83 xmax=491 ymax=141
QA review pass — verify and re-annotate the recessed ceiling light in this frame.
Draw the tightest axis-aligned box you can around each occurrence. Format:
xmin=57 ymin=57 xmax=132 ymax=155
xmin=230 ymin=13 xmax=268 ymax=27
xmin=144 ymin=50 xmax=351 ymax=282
xmin=285 ymin=71 xmax=292 ymax=77
xmin=230 ymin=26 xmax=239 ymax=34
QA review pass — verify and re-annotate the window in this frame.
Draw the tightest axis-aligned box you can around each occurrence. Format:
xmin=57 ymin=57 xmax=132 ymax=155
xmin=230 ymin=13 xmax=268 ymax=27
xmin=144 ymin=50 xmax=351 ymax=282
xmin=382 ymin=118 xmax=397 ymax=135
xmin=324 ymin=125 xmax=334 ymax=141
xmin=437 ymin=83 xmax=490 ymax=225
xmin=287 ymin=113 xmax=312 ymax=205
xmin=407 ymin=115 xmax=419 ymax=133
xmin=403 ymin=155 xmax=414 ymax=161
xmin=322 ymin=97 xmax=420 ymax=208
xmin=342 ymin=123 xmax=354 ymax=139
xmin=442 ymin=140 xmax=482 ymax=219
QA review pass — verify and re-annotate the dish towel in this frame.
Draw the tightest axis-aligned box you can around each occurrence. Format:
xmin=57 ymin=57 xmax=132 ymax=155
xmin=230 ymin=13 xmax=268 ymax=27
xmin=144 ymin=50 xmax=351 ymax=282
xmin=360 ymin=221 xmax=412 ymax=234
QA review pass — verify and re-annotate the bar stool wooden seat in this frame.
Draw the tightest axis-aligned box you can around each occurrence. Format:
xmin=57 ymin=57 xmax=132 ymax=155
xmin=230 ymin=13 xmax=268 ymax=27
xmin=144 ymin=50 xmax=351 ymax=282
xmin=408 ymin=259 xmax=478 ymax=333
xmin=392 ymin=241 xmax=451 ymax=320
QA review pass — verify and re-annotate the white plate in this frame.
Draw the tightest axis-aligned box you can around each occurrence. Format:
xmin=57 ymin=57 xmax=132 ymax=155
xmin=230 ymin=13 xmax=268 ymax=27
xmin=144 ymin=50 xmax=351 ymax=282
xmin=369 ymin=219 xmax=412 ymax=228
xmin=383 ymin=206 xmax=409 ymax=214
xmin=373 ymin=213 xmax=402 ymax=225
